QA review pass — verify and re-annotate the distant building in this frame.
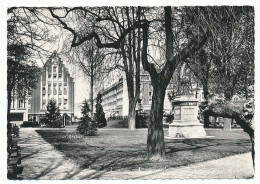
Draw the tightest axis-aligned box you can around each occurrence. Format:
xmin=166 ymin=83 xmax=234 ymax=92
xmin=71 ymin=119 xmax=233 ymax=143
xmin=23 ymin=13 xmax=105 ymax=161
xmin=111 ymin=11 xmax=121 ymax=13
xmin=28 ymin=52 xmax=75 ymax=123
xmin=94 ymin=67 xmax=173 ymax=117
xmin=9 ymin=94 xmax=29 ymax=122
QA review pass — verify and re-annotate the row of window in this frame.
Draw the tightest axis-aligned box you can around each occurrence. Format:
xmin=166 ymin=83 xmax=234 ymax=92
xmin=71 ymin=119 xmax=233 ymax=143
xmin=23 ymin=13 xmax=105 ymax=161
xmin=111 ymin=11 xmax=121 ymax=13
xmin=43 ymin=82 xmax=67 ymax=87
xmin=42 ymin=98 xmax=68 ymax=110
xmin=11 ymin=99 xmax=25 ymax=109
xmin=42 ymin=98 xmax=68 ymax=103
xmin=103 ymin=86 xmax=123 ymax=99
xmin=42 ymin=103 xmax=68 ymax=110
xmin=48 ymin=73 xmax=62 ymax=79
xmin=42 ymin=90 xmax=68 ymax=95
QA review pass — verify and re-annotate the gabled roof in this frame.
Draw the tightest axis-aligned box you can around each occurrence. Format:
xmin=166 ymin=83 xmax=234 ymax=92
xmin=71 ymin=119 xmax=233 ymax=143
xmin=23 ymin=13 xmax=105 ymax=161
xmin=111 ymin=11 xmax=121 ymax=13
xmin=44 ymin=51 xmax=63 ymax=67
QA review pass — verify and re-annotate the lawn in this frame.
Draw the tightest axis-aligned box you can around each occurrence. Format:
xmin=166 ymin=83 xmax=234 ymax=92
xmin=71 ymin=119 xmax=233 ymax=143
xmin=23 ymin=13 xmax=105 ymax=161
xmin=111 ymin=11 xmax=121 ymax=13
xmin=104 ymin=119 xmax=128 ymax=128
xmin=35 ymin=128 xmax=252 ymax=171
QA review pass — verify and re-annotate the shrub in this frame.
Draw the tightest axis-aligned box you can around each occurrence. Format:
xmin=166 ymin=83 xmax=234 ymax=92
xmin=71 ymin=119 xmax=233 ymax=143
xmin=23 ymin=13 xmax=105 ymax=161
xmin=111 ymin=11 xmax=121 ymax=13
xmin=136 ymin=113 xmax=149 ymax=128
xmin=95 ymin=93 xmax=107 ymax=128
xmin=21 ymin=121 xmax=39 ymax=127
xmin=45 ymin=99 xmax=63 ymax=128
xmin=77 ymin=99 xmax=97 ymax=136
xmin=164 ymin=113 xmax=174 ymax=123
xmin=76 ymin=116 xmax=97 ymax=136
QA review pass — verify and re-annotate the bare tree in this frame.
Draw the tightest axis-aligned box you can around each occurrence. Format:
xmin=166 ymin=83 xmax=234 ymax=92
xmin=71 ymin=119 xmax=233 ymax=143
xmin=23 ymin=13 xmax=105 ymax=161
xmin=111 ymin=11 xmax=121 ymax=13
xmin=8 ymin=7 xmax=59 ymax=61
xmin=46 ymin=6 xmax=209 ymax=159
xmin=7 ymin=8 xmax=45 ymax=123
xmin=48 ymin=7 xmax=145 ymax=130
xmin=63 ymin=40 xmax=106 ymax=117
xmin=140 ymin=7 xmax=209 ymax=159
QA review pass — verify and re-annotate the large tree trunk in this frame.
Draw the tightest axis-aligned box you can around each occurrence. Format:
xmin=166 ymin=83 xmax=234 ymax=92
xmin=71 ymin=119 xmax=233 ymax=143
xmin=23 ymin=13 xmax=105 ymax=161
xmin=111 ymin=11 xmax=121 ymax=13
xmin=90 ymin=74 xmax=94 ymax=117
xmin=121 ymin=39 xmax=137 ymax=130
xmin=128 ymin=100 xmax=136 ymax=130
xmin=200 ymin=97 xmax=255 ymax=167
xmin=250 ymin=132 xmax=255 ymax=168
xmin=141 ymin=7 xmax=209 ymax=160
xmin=7 ymin=90 xmax=12 ymax=123
xmin=204 ymin=113 xmax=210 ymax=128
xmin=127 ymin=79 xmax=136 ymax=130
xmin=146 ymin=86 xmax=166 ymax=160
xmin=203 ymin=86 xmax=210 ymax=128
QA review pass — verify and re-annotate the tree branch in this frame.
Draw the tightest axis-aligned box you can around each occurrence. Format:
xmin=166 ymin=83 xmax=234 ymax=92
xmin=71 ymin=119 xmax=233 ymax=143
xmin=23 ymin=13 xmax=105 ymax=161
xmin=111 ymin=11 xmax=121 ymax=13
xmin=49 ymin=7 xmax=149 ymax=49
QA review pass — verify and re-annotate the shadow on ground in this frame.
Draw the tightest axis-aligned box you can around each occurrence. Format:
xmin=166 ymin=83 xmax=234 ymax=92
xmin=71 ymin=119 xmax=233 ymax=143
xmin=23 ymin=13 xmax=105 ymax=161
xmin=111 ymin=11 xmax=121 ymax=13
xmin=35 ymin=128 xmax=251 ymax=177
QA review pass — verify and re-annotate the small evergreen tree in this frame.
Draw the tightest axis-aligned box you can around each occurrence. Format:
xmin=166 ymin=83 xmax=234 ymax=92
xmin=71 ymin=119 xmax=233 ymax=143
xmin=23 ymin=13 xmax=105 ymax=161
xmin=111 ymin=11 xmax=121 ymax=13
xmin=45 ymin=99 xmax=62 ymax=127
xmin=95 ymin=92 xmax=107 ymax=128
xmin=77 ymin=99 xmax=97 ymax=135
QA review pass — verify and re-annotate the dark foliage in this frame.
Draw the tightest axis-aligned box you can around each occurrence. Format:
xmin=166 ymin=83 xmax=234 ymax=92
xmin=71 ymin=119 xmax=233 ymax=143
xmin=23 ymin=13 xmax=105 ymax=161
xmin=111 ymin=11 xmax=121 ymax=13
xmin=45 ymin=99 xmax=63 ymax=128
xmin=164 ymin=113 xmax=174 ymax=123
xmin=21 ymin=121 xmax=39 ymax=127
xmin=95 ymin=93 xmax=107 ymax=128
xmin=77 ymin=99 xmax=97 ymax=136
xmin=136 ymin=113 xmax=149 ymax=128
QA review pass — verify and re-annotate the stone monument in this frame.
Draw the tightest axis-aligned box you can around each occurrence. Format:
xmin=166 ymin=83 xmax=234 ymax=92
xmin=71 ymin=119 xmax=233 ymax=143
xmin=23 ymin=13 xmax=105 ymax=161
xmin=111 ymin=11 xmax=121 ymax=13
xmin=168 ymin=78 xmax=206 ymax=138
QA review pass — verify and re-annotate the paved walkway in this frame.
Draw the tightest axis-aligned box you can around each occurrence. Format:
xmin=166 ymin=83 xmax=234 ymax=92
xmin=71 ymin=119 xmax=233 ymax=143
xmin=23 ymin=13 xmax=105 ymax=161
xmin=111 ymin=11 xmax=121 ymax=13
xmin=18 ymin=128 xmax=254 ymax=180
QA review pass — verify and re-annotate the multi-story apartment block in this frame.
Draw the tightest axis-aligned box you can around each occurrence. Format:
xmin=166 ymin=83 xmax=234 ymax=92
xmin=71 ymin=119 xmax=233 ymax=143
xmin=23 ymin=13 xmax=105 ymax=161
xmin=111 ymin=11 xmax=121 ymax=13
xmin=28 ymin=52 xmax=75 ymax=123
xmin=95 ymin=67 xmax=173 ymax=117
xmin=93 ymin=61 xmax=207 ymax=118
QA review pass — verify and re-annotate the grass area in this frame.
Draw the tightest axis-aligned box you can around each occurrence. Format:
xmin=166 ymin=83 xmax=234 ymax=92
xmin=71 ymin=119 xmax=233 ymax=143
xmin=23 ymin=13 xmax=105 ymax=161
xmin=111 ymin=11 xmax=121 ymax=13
xmin=105 ymin=119 xmax=128 ymax=128
xmin=35 ymin=128 xmax=252 ymax=171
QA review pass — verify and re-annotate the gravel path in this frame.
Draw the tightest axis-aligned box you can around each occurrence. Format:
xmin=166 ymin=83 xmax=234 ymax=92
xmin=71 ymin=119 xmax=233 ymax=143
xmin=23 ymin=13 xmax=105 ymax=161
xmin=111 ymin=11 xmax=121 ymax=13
xmin=18 ymin=128 xmax=254 ymax=180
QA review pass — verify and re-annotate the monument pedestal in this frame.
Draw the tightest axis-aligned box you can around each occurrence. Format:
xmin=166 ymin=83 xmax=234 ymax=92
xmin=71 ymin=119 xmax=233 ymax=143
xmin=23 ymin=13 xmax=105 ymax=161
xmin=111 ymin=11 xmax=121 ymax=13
xmin=168 ymin=95 xmax=206 ymax=138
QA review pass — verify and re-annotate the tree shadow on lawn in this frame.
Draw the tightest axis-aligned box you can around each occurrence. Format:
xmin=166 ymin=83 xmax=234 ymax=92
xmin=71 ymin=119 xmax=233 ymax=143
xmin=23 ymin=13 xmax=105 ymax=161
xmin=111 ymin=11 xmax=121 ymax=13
xmin=36 ymin=129 xmax=252 ymax=173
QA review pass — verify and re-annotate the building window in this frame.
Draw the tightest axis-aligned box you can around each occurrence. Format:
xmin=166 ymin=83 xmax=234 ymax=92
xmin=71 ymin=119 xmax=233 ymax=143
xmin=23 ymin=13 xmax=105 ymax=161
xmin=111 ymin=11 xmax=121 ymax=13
xmin=53 ymin=66 xmax=57 ymax=72
xmin=48 ymin=73 xmax=52 ymax=78
xmin=64 ymin=89 xmax=67 ymax=95
xmin=42 ymin=103 xmax=46 ymax=109
xmin=28 ymin=99 xmax=31 ymax=109
xmin=11 ymin=97 xmax=15 ymax=109
xmin=18 ymin=99 xmax=25 ymax=109
xmin=53 ymin=74 xmax=57 ymax=79
xmin=59 ymin=73 xmax=62 ymax=78
xmin=42 ymin=87 xmax=46 ymax=95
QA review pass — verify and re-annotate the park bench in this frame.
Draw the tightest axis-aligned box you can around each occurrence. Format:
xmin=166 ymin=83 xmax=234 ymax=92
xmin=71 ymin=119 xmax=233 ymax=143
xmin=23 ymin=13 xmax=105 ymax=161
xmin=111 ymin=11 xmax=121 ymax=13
xmin=7 ymin=156 xmax=20 ymax=179
xmin=10 ymin=146 xmax=21 ymax=154
xmin=7 ymin=165 xmax=17 ymax=179
xmin=7 ymin=125 xmax=22 ymax=179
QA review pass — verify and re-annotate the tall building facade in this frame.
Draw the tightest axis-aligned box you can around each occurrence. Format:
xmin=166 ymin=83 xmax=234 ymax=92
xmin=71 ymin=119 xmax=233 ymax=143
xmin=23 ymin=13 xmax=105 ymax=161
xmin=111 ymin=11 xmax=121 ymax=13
xmin=28 ymin=52 xmax=75 ymax=122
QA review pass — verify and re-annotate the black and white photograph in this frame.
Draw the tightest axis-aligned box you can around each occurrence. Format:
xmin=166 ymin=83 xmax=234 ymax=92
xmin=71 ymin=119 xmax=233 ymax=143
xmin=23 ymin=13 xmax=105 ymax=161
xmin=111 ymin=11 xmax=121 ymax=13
xmin=1 ymin=0 xmax=258 ymax=183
